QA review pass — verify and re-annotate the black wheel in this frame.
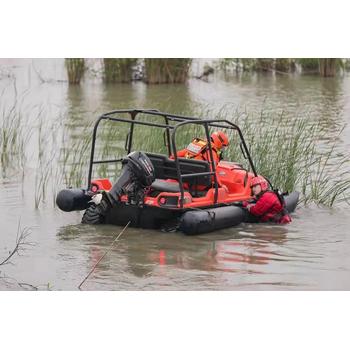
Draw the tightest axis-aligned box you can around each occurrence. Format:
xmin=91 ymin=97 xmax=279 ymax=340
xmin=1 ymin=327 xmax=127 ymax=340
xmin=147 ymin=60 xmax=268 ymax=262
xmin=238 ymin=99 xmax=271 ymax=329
xmin=81 ymin=193 xmax=115 ymax=225
xmin=82 ymin=192 xmax=114 ymax=225
xmin=81 ymin=204 xmax=105 ymax=224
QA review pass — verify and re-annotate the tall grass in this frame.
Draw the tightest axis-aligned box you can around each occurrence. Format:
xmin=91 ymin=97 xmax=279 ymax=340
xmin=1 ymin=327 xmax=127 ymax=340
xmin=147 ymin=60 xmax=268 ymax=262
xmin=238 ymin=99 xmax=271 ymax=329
xmin=0 ymin=105 xmax=23 ymax=170
xmin=34 ymin=115 xmax=58 ymax=208
xmin=255 ymin=59 xmax=274 ymax=72
xmin=240 ymin=58 xmax=256 ymax=71
xmin=275 ymin=58 xmax=291 ymax=73
xmin=215 ymin=58 xmax=343 ymax=76
xmin=302 ymin=141 xmax=350 ymax=206
xmin=345 ymin=59 xmax=350 ymax=71
xmin=144 ymin=59 xmax=192 ymax=84
xmin=59 ymin=125 xmax=92 ymax=188
xmin=297 ymin=58 xmax=342 ymax=76
xmin=65 ymin=58 xmax=85 ymax=84
xmin=297 ymin=58 xmax=319 ymax=72
xmin=204 ymin=107 xmax=350 ymax=206
xmin=103 ymin=58 xmax=138 ymax=83
xmin=216 ymin=59 xmax=293 ymax=74
xmin=0 ymin=82 xmax=32 ymax=177
xmin=319 ymin=58 xmax=337 ymax=77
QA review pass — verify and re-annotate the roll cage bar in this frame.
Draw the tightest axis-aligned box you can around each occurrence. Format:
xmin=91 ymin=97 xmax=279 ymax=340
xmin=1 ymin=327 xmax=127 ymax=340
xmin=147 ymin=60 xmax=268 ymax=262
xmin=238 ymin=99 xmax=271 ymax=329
xmin=87 ymin=109 xmax=257 ymax=208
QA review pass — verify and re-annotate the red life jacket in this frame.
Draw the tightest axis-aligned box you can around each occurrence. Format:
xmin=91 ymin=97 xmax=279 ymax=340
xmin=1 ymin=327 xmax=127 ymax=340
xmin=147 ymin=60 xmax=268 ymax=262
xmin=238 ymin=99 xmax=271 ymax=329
xmin=171 ymin=138 xmax=220 ymax=164
xmin=249 ymin=190 xmax=291 ymax=224
xmin=184 ymin=138 xmax=208 ymax=158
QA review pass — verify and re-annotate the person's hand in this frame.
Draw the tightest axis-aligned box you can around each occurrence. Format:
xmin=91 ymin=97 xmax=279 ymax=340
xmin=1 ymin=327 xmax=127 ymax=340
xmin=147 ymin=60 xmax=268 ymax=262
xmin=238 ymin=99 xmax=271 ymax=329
xmin=242 ymin=200 xmax=249 ymax=207
xmin=246 ymin=204 xmax=254 ymax=211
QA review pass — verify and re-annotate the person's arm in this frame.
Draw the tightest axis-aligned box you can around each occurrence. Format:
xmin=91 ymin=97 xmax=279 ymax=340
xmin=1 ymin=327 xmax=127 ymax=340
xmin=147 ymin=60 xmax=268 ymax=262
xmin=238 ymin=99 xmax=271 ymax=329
xmin=248 ymin=193 xmax=278 ymax=217
xmin=242 ymin=198 xmax=255 ymax=207
xmin=203 ymin=149 xmax=219 ymax=164
xmin=170 ymin=149 xmax=187 ymax=159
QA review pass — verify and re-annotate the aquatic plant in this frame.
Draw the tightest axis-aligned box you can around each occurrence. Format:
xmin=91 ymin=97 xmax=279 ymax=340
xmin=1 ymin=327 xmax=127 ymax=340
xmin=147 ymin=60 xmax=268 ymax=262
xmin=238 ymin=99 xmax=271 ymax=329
xmin=144 ymin=59 xmax=192 ymax=84
xmin=297 ymin=58 xmax=341 ymax=76
xmin=214 ymin=58 xmax=345 ymax=77
xmin=275 ymin=58 xmax=291 ymax=73
xmin=240 ymin=58 xmax=256 ymax=71
xmin=344 ymin=59 xmax=350 ymax=71
xmin=214 ymin=59 xmax=238 ymax=72
xmin=65 ymin=58 xmax=85 ymax=84
xmin=60 ymin=125 xmax=92 ymax=188
xmin=0 ymin=82 xmax=33 ymax=176
xmin=195 ymin=106 xmax=350 ymax=207
xmin=255 ymin=59 xmax=274 ymax=72
xmin=296 ymin=58 xmax=319 ymax=73
xmin=0 ymin=106 xmax=23 ymax=170
xmin=103 ymin=58 xmax=138 ymax=83
xmin=215 ymin=59 xmax=293 ymax=74
xmin=34 ymin=114 xmax=59 ymax=208
xmin=318 ymin=58 xmax=337 ymax=77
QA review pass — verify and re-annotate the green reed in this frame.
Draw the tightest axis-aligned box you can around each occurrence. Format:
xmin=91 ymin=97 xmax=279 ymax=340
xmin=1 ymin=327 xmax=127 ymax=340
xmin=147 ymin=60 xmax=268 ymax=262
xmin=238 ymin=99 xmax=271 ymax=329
xmin=0 ymin=82 xmax=32 ymax=177
xmin=144 ymin=59 xmax=192 ymax=84
xmin=275 ymin=58 xmax=291 ymax=72
xmin=296 ymin=58 xmax=319 ymax=72
xmin=202 ymin=107 xmax=350 ymax=206
xmin=59 ymin=125 xmax=92 ymax=188
xmin=255 ymin=59 xmax=274 ymax=71
xmin=103 ymin=58 xmax=138 ymax=83
xmin=216 ymin=59 xmax=294 ymax=74
xmin=34 ymin=113 xmax=59 ymax=208
xmin=319 ymin=58 xmax=337 ymax=77
xmin=65 ymin=58 xmax=85 ymax=84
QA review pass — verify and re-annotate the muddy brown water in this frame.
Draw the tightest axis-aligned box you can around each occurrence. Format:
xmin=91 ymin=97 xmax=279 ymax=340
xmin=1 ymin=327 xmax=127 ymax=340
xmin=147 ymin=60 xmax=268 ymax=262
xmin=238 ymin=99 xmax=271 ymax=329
xmin=1 ymin=59 xmax=350 ymax=290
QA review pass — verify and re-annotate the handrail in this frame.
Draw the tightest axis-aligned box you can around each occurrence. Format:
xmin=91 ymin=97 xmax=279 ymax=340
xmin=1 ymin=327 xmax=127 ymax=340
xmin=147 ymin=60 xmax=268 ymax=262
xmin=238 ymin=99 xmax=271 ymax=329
xmin=87 ymin=110 xmax=258 ymax=193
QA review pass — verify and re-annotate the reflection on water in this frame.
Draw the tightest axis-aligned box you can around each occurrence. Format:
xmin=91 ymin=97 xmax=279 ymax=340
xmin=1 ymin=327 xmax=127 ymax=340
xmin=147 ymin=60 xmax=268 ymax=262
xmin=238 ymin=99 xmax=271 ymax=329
xmin=1 ymin=59 xmax=350 ymax=290
xmin=57 ymin=223 xmax=289 ymax=288
xmin=53 ymin=210 xmax=350 ymax=291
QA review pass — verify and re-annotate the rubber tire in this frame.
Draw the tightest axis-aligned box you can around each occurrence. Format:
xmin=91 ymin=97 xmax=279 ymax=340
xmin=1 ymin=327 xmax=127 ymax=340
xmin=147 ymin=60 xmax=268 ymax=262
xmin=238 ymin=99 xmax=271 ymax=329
xmin=81 ymin=204 xmax=106 ymax=225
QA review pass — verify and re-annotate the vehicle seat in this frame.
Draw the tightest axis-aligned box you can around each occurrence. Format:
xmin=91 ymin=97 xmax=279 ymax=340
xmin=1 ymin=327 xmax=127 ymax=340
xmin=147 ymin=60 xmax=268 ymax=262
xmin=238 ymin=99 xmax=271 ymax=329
xmin=151 ymin=179 xmax=181 ymax=193
xmin=146 ymin=152 xmax=212 ymax=188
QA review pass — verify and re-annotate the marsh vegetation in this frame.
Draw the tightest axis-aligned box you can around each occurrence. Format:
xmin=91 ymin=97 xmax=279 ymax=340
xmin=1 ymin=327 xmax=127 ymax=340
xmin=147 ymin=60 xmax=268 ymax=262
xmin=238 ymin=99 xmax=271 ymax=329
xmin=65 ymin=58 xmax=85 ymax=84
xmin=2 ymin=99 xmax=348 ymax=208
xmin=103 ymin=58 xmax=138 ymax=83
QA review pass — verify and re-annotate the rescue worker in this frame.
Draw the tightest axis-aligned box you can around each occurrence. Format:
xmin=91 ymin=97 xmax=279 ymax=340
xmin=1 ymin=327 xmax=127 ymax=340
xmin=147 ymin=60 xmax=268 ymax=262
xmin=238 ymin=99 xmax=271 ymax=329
xmin=243 ymin=176 xmax=291 ymax=224
xmin=171 ymin=131 xmax=229 ymax=165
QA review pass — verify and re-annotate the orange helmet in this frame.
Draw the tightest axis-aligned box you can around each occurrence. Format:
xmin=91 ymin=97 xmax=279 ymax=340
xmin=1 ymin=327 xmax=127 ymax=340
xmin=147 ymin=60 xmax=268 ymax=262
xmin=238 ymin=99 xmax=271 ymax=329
xmin=210 ymin=131 xmax=229 ymax=150
xmin=250 ymin=176 xmax=269 ymax=191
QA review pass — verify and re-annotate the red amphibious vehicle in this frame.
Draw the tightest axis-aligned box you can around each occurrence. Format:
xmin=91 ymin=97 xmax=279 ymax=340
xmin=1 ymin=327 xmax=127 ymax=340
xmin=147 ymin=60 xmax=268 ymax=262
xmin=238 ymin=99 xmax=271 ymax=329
xmin=56 ymin=109 xmax=299 ymax=234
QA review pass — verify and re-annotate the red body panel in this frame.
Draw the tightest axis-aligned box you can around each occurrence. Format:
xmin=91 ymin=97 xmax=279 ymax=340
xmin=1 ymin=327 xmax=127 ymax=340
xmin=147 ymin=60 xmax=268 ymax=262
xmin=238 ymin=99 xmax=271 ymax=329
xmin=92 ymin=160 xmax=257 ymax=210
xmin=91 ymin=178 xmax=112 ymax=191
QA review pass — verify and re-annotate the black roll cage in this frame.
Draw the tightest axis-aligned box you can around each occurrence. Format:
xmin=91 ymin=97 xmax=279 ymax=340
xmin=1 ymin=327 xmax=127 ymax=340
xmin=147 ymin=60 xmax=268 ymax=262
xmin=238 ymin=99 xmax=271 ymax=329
xmin=87 ymin=109 xmax=257 ymax=208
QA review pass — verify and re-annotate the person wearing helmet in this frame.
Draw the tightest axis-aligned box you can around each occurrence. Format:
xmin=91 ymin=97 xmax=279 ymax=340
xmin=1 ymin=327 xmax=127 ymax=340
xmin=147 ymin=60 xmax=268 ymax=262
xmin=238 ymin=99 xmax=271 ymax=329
xmin=243 ymin=175 xmax=292 ymax=224
xmin=171 ymin=131 xmax=229 ymax=164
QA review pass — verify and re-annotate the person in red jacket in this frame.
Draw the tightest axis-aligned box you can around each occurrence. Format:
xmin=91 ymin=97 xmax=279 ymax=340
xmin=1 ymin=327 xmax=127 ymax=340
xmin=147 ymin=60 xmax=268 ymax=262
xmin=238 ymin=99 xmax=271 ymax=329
xmin=171 ymin=131 xmax=229 ymax=165
xmin=244 ymin=176 xmax=291 ymax=224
